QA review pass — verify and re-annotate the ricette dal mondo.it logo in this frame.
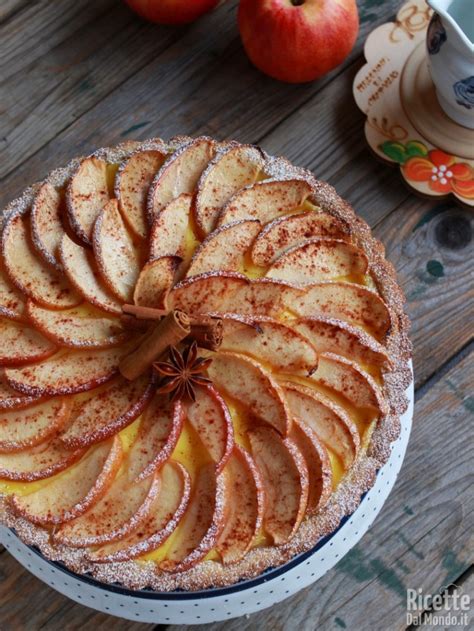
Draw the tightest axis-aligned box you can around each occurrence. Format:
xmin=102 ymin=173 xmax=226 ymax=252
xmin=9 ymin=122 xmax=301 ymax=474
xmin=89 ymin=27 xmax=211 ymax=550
xmin=406 ymin=584 xmax=470 ymax=627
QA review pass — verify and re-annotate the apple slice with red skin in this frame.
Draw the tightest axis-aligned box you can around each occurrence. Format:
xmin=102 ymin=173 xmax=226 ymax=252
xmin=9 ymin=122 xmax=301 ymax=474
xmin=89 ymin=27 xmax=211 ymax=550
xmin=0 ymin=371 xmax=42 ymax=410
xmin=66 ymin=156 xmax=111 ymax=245
xmin=0 ymin=317 xmax=57 ymax=366
xmin=248 ymin=426 xmax=308 ymax=545
xmin=26 ymin=301 xmax=127 ymax=349
xmin=282 ymin=381 xmax=360 ymax=470
xmin=217 ymin=178 xmax=312 ymax=228
xmin=133 ymin=256 xmax=180 ymax=309
xmin=60 ymin=374 xmax=155 ymax=449
xmin=115 ymin=148 xmax=168 ymax=240
xmin=149 ymin=194 xmax=192 ymax=261
xmin=266 ymin=238 xmax=369 ymax=284
xmin=0 ymin=397 xmax=72 ymax=453
xmin=11 ymin=436 xmax=123 ymax=525
xmin=0 ymin=259 xmax=26 ymax=321
xmin=207 ymin=352 xmax=291 ymax=436
xmin=88 ymin=461 xmax=191 ymax=563
xmin=147 ymin=137 xmax=215 ymax=222
xmin=216 ymin=445 xmax=264 ymax=564
xmin=93 ymin=199 xmax=141 ymax=303
xmin=193 ymin=144 xmax=265 ymax=237
xmin=31 ymin=181 xmax=65 ymax=271
xmin=2 ymin=214 xmax=80 ymax=309
xmin=5 ymin=346 xmax=125 ymax=397
xmin=160 ymin=463 xmax=227 ymax=573
xmin=185 ymin=384 xmax=234 ymax=472
xmin=60 ymin=234 xmax=122 ymax=315
xmin=250 ymin=210 xmax=350 ymax=266
xmin=186 ymin=220 xmax=261 ymax=277
xmin=125 ymin=0 xmax=220 ymax=26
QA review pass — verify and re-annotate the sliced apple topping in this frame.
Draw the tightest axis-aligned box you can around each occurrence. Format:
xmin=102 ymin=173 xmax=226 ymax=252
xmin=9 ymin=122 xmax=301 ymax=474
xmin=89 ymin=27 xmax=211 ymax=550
xmin=250 ymin=210 xmax=350 ymax=266
xmin=0 ymin=260 xmax=25 ymax=321
xmin=186 ymin=220 xmax=261 ymax=277
xmin=194 ymin=144 xmax=265 ymax=236
xmin=66 ymin=156 xmax=111 ymax=245
xmin=185 ymin=384 xmax=234 ymax=472
xmin=282 ymin=382 xmax=359 ymax=470
xmin=220 ymin=315 xmax=318 ymax=373
xmin=160 ymin=463 xmax=226 ymax=573
xmin=54 ymin=471 xmax=161 ymax=547
xmin=0 ymin=317 xmax=57 ymax=366
xmin=5 ymin=346 xmax=124 ymax=396
xmin=217 ymin=445 xmax=264 ymax=564
xmin=217 ymin=178 xmax=312 ymax=228
xmin=293 ymin=316 xmax=390 ymax=368
xmin=115 ymin=149 xmax=168 ymax=240
xmin=26 ymin=301 xmax=126 ymax=349
xmin=0 ymin=397 xmax=72 ymax=453
xmin=149 ymin=194 xmax=192 ymax=261
xmin=11 ymin=436 xmax=123 ymax=525
xmin=133 ymin=256 xmax=179 ymax=309
xmin=88 ymin=461 xmax=191 ymax=563
xmin=207 ymin=352 xmax=291 ymax=435
xmin=31 ymin=181 xmax=65 ymax=271
xmin=2 ymin=214 xmax=80 ymax=309
xmin=248 ymin=426 xmax=308 ymax=545
xmin=60 ymin=375 xmax=154 ymax=449
xmin=286 ymin=281 xmax=391 ymax=340
xmin=147 ymin=137 xmax=215 ymax=222
xmin=93 ymin=199 xmax=141 ymax=303
xmin=266 ymin=238 xmax=369 ymax=284
xmin=0 ymin=372 xmax=41 ymax=410
xmin=0 ymin=438 xmax=84 ymax=482
xmin=60 ymin=234 xmax=121 ymax=315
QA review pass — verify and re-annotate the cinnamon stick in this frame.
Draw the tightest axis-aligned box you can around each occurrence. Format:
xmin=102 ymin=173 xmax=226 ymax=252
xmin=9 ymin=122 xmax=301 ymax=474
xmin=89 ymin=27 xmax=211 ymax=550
xmin=188 ymin=315 xmax=223 ymax=351
xmin=119 ymin=310 xmax=190 ymax=381
xmin=122 ymin=304 xmax=167 ymax=320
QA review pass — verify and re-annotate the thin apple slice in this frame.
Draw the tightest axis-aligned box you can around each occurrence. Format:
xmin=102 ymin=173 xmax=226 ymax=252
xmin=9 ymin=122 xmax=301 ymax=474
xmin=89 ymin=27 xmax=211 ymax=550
xmin=0 ymin=317 xmax=57 ymax=366
xmin=286 ymin=281 xmax=391 ymax=341
xmin=31 ymin=181 xmax=65 ymax=271
xmin=216 ymin=445 xmax=264 ymax=564
xmin=5 ymin=346 xmax=124 ymax=396
xmin=149 ymin=194 xmax=192 ymax=261
xmin=250 ymin=210 xmax=350 ymax=266
xmin=60 ymin=234 xmax=122 ymax=315
xmin=11 ymin=436 xmax=123 ymax=525
xmin=54 ymin=470 xmax=161 ymax=547
xmin=26 ymin=301 xmax=126 ymax=349
xmin=88 ymin=461 xmax=191 ymax=563
xmin=217 ymin=178 xmax=312 ymax=228
xmin=160 ymin=463 xmax=226 ymax=573
xmin=220 ymin=314 xmax=318 ymax=373
xmin=115 ymin=149 xmax=168 ymax=240
xmin=0 ymin=397 xmax=72 ymax=453
xmin=266 ymin=238 xmax=369 ymax=284
xmin=66 ymin=156 xmax=111 ymax=245
xmin=290 ymin=420 xmax=332 ymax=514
xmin=207 ymin=352 xmax=291 ymax=435
xmin=60 ymin=374 xmax=154 ymax=449
xmin=2 ymin=214 xmax=80 ymax=309
xmin=0 ymin=438 xmax=84 ymax=481
xmin=282 ymin=381 xmax=360 ymax=469
xmin=186 ymin=220 xmax=261 ymax=277
xmin=0 ymin=260 xmax=26 ymax=321
xmin=93 ymin=199 xmax=141 ymax=302
xmin=133 ymin=256 xmax=179 ymax=309
xmin=194 ymin=144 xmax=265 ymax=237
xmin=127 ymin=397 xmax=185 ymax=481
xmin=0 ymin=372 xmax=41 ymax=410
xmin=248 ymin=426 xmax=308 ymax=545
xmin=293 ymin=316 xmax=391 ymax=368
xmin=147 ymin=137 xmax=215 ymax=222
xmin=185 ymin=384 xmax=234 ymax=472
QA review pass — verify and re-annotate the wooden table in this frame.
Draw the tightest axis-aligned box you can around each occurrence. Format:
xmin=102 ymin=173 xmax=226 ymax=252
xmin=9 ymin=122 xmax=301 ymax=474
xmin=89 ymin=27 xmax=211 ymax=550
xmin=0 ymin=1 xmax=472 ymax=629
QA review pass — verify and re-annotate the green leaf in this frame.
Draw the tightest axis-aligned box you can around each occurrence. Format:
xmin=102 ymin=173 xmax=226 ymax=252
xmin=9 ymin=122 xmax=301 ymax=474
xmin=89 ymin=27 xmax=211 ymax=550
xmin=406 ymin=140 xmax=428 ymax=158
xmin=380 ymin=141 xmax=407 ymax=164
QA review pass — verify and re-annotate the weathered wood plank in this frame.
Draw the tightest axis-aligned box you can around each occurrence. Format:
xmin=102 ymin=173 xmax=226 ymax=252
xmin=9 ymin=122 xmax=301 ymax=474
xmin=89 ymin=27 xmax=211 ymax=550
xmin=169 ymin=351 xmax=474 ymax=631
xmin=0 ymin=0 xmax=30 ymax=24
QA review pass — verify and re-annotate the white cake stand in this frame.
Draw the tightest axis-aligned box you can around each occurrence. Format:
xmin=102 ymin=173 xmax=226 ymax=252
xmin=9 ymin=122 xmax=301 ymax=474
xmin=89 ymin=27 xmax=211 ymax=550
xmin=1 ymin=369 xmax=414 ymax=625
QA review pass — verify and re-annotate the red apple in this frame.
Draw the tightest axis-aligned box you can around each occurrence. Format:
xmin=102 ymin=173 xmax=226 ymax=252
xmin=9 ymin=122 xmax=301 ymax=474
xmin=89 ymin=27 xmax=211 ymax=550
xmin=125 ymin=0 xmax=220 ymax=25
xmin=238 ymin=0 xmax=359 ymax=83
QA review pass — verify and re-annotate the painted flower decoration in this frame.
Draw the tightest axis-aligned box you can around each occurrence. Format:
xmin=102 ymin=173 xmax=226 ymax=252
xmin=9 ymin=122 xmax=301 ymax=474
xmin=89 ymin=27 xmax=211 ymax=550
xmin=453 ymin=76 xmax=474 ymax=110
xmin=403 ymin=149 xmax=474 ymax=198
xmin=427 ymin=14 xmax=447 ymax=55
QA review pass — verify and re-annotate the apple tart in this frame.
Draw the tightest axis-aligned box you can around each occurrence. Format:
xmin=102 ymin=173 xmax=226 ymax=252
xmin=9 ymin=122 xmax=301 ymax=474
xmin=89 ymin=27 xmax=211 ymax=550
xmin=0 ymin=136 xmax=411 ymax=591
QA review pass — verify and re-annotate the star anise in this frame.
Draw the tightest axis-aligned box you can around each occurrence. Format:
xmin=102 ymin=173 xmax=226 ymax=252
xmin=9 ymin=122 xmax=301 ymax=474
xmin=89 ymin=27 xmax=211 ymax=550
xmin=153 ymin=341 xmax=213 ymax=402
